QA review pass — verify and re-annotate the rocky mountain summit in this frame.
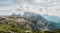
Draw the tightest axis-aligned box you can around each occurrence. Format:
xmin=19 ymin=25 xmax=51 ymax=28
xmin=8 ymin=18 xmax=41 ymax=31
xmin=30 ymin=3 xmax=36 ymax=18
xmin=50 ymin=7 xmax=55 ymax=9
xmin=23 ymin=12 xmax=56 ymax=31
xmin=0 ymin=12 xmax=56 ymax=32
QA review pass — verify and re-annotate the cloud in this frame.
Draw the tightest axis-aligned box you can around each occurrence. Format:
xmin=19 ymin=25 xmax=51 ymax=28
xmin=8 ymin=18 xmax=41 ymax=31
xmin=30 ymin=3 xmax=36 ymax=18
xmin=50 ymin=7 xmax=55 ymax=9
xmin=0 ymin=0 xmax=60 ymax=17
xmin=17 ymin=0 xmax=60 ymax=17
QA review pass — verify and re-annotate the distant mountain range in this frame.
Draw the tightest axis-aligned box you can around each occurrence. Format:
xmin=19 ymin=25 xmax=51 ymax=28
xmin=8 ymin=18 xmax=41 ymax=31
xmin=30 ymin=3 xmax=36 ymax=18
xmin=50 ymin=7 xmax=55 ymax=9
xmin=42 ymin=14 xmax=60 ymax=29
xmin=43 ymin=14 xmax=60 ymax=23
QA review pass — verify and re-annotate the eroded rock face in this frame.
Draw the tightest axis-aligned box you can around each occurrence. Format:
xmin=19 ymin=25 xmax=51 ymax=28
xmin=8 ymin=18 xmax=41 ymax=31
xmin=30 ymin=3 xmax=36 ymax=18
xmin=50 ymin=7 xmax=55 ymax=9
xmin=0 ymin=12 xmax=56 ymax=31
xmin=23 ymin=12 xmax=56 ymax=31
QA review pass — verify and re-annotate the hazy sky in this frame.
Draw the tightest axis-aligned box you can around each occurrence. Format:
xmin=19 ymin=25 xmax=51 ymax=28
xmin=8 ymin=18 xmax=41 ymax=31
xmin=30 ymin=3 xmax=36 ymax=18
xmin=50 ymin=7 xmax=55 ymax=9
xmin=0 ymin=0 xmax=60 ymax=17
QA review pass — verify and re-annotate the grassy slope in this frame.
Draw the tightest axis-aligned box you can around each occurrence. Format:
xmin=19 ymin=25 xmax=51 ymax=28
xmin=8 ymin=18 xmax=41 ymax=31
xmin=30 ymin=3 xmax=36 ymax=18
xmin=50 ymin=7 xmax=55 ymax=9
xmin=0 ymin=19 xmax=60 ymax=33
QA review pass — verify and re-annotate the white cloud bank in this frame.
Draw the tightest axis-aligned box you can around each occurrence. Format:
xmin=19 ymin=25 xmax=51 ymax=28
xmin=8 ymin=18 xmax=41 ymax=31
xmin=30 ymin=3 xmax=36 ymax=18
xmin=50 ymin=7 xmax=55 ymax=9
xmin=0 ymin=0 xmax=60 ymax=17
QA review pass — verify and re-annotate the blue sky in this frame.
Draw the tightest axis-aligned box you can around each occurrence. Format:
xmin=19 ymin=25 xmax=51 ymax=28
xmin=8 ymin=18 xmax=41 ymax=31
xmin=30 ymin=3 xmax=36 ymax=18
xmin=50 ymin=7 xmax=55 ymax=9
xmin=0 ymin=0 xmax=19 ymax=6
xmin=0 ymin=0 xmax=20 ymax=15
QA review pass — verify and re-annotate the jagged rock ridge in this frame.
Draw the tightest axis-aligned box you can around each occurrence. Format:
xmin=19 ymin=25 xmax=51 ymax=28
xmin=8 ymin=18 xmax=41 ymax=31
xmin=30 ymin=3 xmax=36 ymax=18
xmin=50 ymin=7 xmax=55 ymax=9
xmin=0 ymin=12 xmax=56 ymax=31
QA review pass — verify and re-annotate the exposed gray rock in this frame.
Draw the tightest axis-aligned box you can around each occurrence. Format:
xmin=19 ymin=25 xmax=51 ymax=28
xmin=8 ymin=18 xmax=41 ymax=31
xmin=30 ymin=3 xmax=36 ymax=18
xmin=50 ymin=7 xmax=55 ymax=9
xmin=23 ymin=12 xmax=56 ymax=31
